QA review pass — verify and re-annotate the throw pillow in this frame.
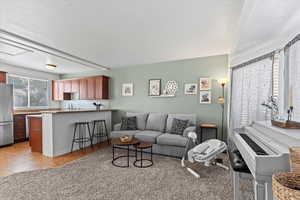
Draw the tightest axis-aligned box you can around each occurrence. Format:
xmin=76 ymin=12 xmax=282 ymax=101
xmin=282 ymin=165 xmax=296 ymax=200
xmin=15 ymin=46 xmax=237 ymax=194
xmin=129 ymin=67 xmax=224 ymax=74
xmin=120 ymin=116 xmax=137 ymax=130
xmin=170 ymin=118 xmax=189 ymax=135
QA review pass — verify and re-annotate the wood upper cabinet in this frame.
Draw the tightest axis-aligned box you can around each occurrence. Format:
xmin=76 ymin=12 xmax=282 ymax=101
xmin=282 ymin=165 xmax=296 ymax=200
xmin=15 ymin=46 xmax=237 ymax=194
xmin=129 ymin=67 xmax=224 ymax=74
xmin=52 ymin=80 xmax=59 ymax=100
xmin=95 ymin=76 xmax=109 ymax=99
xmin=52 ymin=80 xmax=64 ymax=101
xmin=71 ymin=79 xmax=79 ymax=93
xmin=79 ymin=78 xmax=88 ymax=99
xmin=58 ymin=81 xmax=64 ymax=100
xmin=52 ymin=75 xmax=109 ymax=101
xmin=64 ymin=80 xmax=72 ymax=93
xmin=0 ymin=71 xmax=7 ymax=83
xmin=87 ymin=78 xmax=95 ymax=99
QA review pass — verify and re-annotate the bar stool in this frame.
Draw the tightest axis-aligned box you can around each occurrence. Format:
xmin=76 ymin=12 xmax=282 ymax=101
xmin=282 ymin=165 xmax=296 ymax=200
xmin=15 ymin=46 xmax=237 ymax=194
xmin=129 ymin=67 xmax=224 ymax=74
xmin=91 ymin=120 xmax=110 ymax=145
xmin=71 ymin=122 xmax=93 ymax=152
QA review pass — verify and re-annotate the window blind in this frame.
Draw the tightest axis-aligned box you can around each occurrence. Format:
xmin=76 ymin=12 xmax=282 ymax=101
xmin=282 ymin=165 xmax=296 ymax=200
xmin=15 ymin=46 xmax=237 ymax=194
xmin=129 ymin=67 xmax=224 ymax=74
xmin=288 ymin=40 xmax=300 ymax=121
xmin=272 ymin=51 xmax=280 ymax=98
xmin=230 ymin=58 xmax=273 ymax=129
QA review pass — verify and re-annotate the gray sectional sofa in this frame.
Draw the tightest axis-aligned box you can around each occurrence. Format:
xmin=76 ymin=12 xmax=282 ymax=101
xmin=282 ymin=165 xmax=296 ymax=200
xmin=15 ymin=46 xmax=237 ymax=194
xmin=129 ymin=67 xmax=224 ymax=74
xmin=111 ymin=112 xmax=197 ymax=158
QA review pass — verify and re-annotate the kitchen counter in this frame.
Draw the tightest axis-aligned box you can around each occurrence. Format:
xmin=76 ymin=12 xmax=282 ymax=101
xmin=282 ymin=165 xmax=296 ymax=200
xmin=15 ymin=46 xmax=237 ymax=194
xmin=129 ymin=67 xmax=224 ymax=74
xmin=14 ymin=109 xmax=117 ymax=115
xmin=42 ymin=109 xmax=114 ymax=157
xmin=41 ymin=109 xmax=117 ymax=114
xmin=13 ymin=108 xmax=60 ymax=115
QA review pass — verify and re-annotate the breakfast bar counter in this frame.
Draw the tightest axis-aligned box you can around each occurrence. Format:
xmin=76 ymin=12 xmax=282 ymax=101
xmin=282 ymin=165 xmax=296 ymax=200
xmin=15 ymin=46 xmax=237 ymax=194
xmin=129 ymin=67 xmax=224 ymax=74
xmin=42 ymin=109 xmax=116 ymax=157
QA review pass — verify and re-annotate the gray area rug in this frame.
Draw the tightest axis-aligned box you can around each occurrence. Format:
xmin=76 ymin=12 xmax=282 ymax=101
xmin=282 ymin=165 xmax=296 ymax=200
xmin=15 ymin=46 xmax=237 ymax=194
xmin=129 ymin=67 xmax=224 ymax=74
xmin=0 ymin=148 xmax=254 ymax=200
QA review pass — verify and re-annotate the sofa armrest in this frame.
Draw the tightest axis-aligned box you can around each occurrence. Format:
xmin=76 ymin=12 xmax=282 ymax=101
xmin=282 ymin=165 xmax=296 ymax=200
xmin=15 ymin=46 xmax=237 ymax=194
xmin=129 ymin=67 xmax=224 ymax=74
xmin=113 ymin=123 xmax=122 ymax=131
xmin=183 ymin=126 xmax=196 ymax=137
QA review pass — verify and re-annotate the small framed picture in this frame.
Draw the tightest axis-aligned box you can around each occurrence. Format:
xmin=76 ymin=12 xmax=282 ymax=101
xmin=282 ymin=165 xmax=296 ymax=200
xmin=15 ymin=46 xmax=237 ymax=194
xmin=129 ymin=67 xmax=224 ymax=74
xmin=199 ymin=91 xmax=211 ymax=104
xmin=149 ymin=79 xmax=161 ymax=96
xmin=122 ymin=83 xmax=133 ymax=96
xmin=199 ymin=77 xmax=211 ymax=90
xmin=184 ymin=83 xmax=197 ymax=95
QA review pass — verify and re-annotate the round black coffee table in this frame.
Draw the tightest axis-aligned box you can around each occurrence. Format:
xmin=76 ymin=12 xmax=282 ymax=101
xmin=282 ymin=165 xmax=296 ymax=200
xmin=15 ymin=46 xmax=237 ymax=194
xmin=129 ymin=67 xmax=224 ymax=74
xmin=134 ymin=142 xmax=153 ymax=168
xmin=111 ymin=138 xmax=139 ymax=168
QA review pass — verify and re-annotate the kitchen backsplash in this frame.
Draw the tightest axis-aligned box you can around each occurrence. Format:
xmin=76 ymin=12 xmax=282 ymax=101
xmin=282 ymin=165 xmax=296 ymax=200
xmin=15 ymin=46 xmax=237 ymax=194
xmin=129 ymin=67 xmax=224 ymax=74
xmin=62 ymin=100 xmax=110 ymax=110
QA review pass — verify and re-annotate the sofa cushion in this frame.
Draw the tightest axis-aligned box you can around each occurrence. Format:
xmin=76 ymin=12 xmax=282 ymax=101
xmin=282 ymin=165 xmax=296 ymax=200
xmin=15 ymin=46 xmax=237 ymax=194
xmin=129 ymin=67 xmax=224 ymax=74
xmin=120 ymin=116 xmax=137 ymax=130
xmin=170 ymin=118 xmax=189 ymax=135
xmin=145 ymin=113 xmax=167 ymax=132
xmin=110 ymin=130 xmax=140 ymax=138
xmin=134 ymin=131 xmax=163 ymax=143
xmin=157 ymin=133 xmax=188 ymax=147
xmin=127 ymin=112 xmax=148 ymax=130
xmin=166 ymin=114 xmax=196 ymax=133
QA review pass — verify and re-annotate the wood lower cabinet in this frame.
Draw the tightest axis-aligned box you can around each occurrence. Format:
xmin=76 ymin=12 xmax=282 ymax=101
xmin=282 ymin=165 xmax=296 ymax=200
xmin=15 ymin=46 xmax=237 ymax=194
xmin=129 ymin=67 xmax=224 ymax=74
xmin=28 ymin=117 xmax=42 ymax=153
xmin=52 ymin=76 xmax=109 ymax=100
xmin=13 ymin=114 xmax=26 ymax=143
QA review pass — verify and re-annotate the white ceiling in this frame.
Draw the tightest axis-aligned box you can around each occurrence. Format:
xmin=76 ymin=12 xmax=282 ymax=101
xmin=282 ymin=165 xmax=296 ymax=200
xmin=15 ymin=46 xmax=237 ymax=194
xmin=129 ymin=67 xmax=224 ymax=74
xmin=231 ymin=0 xmax=300 ymax=65
xmin=0 ymin=0 xmax=244 ymax=74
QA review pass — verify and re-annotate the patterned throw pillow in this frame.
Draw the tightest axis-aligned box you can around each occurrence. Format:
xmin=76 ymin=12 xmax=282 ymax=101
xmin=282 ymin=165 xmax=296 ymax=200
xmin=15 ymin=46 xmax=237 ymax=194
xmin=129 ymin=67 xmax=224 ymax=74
xmin=120 ymin=116 xmax=137 ymax=130
xmin=170 ymin=118 xmax=189 ymax=135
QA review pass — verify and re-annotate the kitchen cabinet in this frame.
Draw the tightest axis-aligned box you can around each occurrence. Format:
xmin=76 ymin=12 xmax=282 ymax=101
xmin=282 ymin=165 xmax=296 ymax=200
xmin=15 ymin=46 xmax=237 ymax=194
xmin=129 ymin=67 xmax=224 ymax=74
xmin=13 ymin=114 xmax=26 ymax=143
xmin=58 ymin=81 xmax=64 ymax=100
xmin=28 ymin=116 xmax=42 ymax=153
xmin=52 ymin=80 xmax=64 ymax=101
xmin=79 ymin=78 xmax=88 ymax=99
xmin=87 ymin=78 xmax=95 ymax=99
xmin=71 ymin=79 xmax=79 ymax=93
xmin=95 ymin=76 xmax=109 ymax=99
xmin=64 ymin=80 xmax=72 ymax=93
xmin=0 ymin=71 xmax=7 ymax=83
xmin=52 ymin=80 xmax=59 ymax=100
xmin=52 ymin=76 xmax=109 ymax=101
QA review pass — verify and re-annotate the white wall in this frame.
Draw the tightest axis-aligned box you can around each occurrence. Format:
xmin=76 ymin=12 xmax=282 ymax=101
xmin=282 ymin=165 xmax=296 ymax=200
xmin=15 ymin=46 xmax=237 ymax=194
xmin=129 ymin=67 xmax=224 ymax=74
xmin=0 ymin=62 xmax=61 ymax=108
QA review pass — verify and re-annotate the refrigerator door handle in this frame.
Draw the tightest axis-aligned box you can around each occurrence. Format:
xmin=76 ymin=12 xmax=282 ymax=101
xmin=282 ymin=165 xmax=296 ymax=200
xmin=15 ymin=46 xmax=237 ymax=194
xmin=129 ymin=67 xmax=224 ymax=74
xmin=0 ymin=121 xmax=13 ymax=126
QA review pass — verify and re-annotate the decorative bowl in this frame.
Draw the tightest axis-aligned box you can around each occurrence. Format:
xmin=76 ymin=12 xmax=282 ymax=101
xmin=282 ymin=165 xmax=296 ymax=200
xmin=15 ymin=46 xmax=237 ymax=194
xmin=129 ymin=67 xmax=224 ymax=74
xmin=120 ymin=136 xmax=132 ymax=143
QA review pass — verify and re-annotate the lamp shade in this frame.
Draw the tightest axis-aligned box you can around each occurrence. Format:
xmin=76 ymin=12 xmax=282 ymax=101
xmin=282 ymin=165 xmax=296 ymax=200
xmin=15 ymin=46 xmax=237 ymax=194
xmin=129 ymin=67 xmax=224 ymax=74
xmin=217 ymin=97 xmax=225 ymax=104
xmin=218 ymin=78 xmax=227 ymax=86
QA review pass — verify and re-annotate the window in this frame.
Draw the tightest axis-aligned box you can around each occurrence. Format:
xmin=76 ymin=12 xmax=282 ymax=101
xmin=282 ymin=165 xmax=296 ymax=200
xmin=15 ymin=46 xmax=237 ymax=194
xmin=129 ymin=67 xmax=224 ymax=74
xmin=230 ymin=57 xmax=273 ymax=129
xmin=287 ymin=40 xmax=300 ymax=121
xmin=7 ymin=75 xmax=49 ymax=108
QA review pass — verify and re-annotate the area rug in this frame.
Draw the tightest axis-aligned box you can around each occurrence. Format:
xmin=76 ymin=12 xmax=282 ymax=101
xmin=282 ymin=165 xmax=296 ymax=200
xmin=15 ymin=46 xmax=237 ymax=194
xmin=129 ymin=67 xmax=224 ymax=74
xmin=0 ymin=148 xmax=254 ymax=200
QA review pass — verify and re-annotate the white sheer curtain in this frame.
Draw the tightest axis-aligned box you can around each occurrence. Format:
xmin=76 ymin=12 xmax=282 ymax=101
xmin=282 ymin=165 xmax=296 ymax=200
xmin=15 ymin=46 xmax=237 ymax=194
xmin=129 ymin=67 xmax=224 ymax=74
xmin=288 ymin=40 xmax=300 ymax=121
xmin=230 ymin=58 xmax=273 ymax=129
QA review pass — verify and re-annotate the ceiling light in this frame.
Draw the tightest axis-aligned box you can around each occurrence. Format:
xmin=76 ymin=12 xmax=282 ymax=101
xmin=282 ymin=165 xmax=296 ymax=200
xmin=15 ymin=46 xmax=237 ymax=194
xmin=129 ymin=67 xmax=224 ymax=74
xmin=46 ymin=64 xmax=57 ymax=70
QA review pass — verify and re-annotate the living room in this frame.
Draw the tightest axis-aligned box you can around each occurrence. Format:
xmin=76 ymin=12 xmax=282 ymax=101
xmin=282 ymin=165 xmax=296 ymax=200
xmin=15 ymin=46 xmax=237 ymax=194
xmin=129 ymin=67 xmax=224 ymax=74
xmin=1 ymin=1 xmax=300 ymax=200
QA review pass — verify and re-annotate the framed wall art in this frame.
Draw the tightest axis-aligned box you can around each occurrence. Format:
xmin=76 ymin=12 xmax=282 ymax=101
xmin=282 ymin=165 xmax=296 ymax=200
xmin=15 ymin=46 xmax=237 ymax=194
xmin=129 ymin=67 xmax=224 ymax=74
xmin=199 ymin=90 xmax=211 ymax=104
xmin=199 ymin=77 xmax=211 ymax=90
xmin=148 ymin=79 xmax=161 ymax=96
xmin=184 ymin=83 xmax=197 ymax=95
xmin=122 ymin=83 xmax=134 ymax=96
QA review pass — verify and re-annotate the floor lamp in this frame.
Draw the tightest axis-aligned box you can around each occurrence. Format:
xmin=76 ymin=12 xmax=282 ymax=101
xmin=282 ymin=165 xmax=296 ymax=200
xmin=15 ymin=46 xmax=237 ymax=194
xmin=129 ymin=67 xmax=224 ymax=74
xmin=217 ymin=78 xmax=227 ymax=142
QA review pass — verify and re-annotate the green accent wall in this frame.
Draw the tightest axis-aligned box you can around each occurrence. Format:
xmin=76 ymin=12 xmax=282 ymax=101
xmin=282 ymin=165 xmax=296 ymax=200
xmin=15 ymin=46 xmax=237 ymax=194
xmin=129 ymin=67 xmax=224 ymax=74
xmin=62 ymin=54 xmax=229 ymax=140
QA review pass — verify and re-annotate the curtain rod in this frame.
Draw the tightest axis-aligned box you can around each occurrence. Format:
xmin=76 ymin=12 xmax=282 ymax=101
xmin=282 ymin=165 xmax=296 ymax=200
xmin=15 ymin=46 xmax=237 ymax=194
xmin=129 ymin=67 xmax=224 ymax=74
xmin=231 ymin=51 xmax=276 ymax=69
xmin=284 ymin=34 xmax=300 ymax=51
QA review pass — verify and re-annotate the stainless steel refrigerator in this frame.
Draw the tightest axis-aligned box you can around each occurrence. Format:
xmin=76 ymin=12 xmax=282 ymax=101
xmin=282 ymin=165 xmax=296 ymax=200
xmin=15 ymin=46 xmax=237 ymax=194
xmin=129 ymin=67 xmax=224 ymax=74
xmin=0 ymin=84 xmax=13 ymax=146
